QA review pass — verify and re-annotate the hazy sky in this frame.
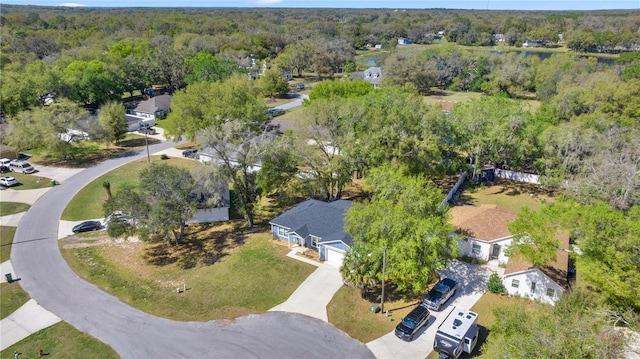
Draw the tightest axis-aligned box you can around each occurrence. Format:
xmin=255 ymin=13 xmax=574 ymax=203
xmin=2 ymin=0 xmax=639 ymax=9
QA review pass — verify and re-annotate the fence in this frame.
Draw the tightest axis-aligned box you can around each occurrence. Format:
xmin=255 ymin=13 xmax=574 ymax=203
xmin=441 ymin=172 xmax=468 ymax=208
xmin=494 ymin=168 xmax=541 ymax=184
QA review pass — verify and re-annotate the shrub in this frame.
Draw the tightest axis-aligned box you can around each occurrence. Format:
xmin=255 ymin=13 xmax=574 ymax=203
xmin=160 ymin=154 xmax=169 ymax=160
xmin=488 ymin=272 xmax=505 ymax=294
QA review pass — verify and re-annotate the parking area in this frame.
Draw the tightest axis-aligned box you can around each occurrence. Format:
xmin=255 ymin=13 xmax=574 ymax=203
xmin=366 ymin=260 xmax=492 ymax=359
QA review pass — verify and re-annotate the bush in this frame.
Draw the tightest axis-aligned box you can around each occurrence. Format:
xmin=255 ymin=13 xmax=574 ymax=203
xmin=160 ymin=154 xmax=169 ymax=160
xmin=488 ymin=272 xmax=505 ymax=294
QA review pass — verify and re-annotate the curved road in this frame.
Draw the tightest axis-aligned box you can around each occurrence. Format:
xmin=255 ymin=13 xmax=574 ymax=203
xmin=12 ymin=141 xmax=373 ymax=358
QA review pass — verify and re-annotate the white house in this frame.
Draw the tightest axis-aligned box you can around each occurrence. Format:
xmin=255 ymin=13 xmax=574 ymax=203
xmin=131 ymin=95 xmax=172 ymax=120
xmin=451 ymin=204 xmax=516 ymax=265
xmin=188 ymin=184 xmax=231 ymax=223
xmin=503 ymin=234 xmax=570 ymax=305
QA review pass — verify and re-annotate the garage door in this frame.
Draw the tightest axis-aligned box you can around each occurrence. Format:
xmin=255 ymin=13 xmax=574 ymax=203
xmin=325 ymin=247 xmax=345 ymax=265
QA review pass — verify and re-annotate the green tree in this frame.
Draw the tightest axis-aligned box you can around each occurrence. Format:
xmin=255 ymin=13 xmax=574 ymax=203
xmin=185 ymin=51 xmax=239 ymax=84
xmin=274 ymin=40 xmax=313 ymax=77
xmin=507 ymin=206 xmax=562 ymax=267
xmin=340 ymin=241 xmax=379 ymax=296
xmin=344 ymin=164 xmax=457 ymax=293
xmin=259 ymin=68 xmax=289 ymax=98
xmin=256 ymin=132 xmax=299 ymax=197
xmin=383 ymin=50 xmax=438 ymax=94
xmin=487 ymin=272 xmax=505 ymax=294
xmin=98 ymin=102 xmax=128 ymax=145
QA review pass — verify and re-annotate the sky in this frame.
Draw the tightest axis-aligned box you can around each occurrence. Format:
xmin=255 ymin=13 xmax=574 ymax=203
xmin=2 ymin=0 xmax=639 ymax=9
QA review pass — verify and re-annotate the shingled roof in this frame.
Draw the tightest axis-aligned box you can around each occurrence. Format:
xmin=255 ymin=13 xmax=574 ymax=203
xmin=450 ymin=204 xmax=517 ymax=241
xmin=269 ymin=199 xmax=353 ymax=245
xmin=134 ymin=94 xmax=172 ymax=114
xmin=504 ymin=233 xmax=570 ymax=289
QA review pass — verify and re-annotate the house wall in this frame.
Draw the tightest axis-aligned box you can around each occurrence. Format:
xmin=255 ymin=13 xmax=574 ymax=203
xmin=457 ymin=236 xmax=512 ymax=263
xmin=504 ymin=268 xmax=564 ymax=305
xmin=189 ymin=207 xmax=229 ymax=223
xmin=271 ymin=225 xmax=290 ymax=241
xmin=127 ymin=118 xmax=155 ymax=132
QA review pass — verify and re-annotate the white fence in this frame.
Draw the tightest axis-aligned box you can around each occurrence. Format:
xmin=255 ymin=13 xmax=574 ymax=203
xmin=494 ymin=169 xmax=541 ymax=184
xmin=441 ymin=172 xmax=468 ymax=208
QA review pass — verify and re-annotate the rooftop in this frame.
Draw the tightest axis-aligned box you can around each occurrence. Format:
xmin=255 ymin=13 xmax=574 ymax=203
xmin=450 ymin=204 xmax=517 ymax=241
xmin=504 ymin=232 xmax=570 ymax=289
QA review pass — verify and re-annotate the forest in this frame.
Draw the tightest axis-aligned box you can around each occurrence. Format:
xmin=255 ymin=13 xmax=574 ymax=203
xmin=1 ymin=5 xmax=639 ymax=357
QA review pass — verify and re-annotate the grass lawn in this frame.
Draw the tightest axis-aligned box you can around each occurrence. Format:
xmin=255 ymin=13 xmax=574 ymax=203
xmin=0 ymin=321 xmax=120 ymax=359
xmin=275 ymin=104 xmax=305 ymax=123
xmin=327 ymin=284 xmax=423 ymax=343
xmin=0 ymin=226 xmax=17 ymax=262
xmin=61 ymin=155 xmax=200 ymax=221
xmin=0 ymin=282 xmax=30 ymax=319
xmin=454 ymin=178 xmax=555 ymax=213
xmin=60 ymin=231 xmax=315 ymax=321
xmin=0 ymin=173 xmax=53 ymax=190
xmin=265 ymin=95 xmax=299 ymax=107
xmin=0 ymin=203 xmax=30 ymax=217
xmin=25 ymin=134 xmax=161 ymax=169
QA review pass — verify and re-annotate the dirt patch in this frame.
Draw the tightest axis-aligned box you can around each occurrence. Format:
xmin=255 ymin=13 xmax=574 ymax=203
xmin=61 ymin=234 xmax=141 ymax=249
xmin=295 ymin=249 xmax=322 ymax=263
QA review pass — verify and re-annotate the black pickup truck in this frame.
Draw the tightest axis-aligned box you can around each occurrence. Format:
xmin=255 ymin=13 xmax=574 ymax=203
xmin=423 ymin=278 xmax=458 ymax=311
xmin=394 ymin=304 xmax=431 ymax=341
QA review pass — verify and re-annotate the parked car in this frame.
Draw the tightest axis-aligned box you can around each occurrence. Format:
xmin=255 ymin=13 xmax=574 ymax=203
xmin=267 ymin=108 xmax=285 ymax=117
xmin=296 ymin=83 xmax=305 ymax=90
xmin=394 ymin=304 xmax=431 ymax=341
xmin=139 ymin=126 xmax=156 ymax=135
xmin=106 ymin=211 xmax=134 ymax=226
xmin=423 ymin=278 xmax=458 ymax=311
xmin=182 ymin=148 xmax=198 ymax=158
xmin=0 ymin=176 xmax=19 ymax=187
xmin=9 ymin=160 xmax=35 ymax=174
xmin=0 ymin=158 xmax=11 ymax=173
xmin=72 ymin=220 xmax=101 ymax=233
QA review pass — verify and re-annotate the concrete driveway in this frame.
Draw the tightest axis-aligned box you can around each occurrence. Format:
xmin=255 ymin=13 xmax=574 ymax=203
xmin=269 ymin=262 xmax=343 ymax=322
xmin=366 ymin=260 xmax=491 ymax=359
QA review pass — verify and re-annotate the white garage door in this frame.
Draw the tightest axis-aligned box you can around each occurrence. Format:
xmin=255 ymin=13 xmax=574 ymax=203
xmin=325 ymin=247 xmax=345 ymax=265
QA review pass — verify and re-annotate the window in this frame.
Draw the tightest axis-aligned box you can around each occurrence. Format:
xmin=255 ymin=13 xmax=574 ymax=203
xmin=472 ymin=243 xmax=482 ymax=255
xmin=311 ymin=235 xmax=320 ymax=247
xmin=546 ymin=288 xmax=555 ymax=297
xmin=511 ymin=279 xmax=520 ymax=288
xmin=277 ymin=227 xmax=287 ymax=237
xmin=530 ymin=282 xmax=537 ymax=294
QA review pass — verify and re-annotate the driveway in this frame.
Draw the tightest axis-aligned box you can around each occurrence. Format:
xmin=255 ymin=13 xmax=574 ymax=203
xmin=269 ymin=262 xmax=343 ymax=322
xmin=10 ymin=140 xmax=374 ymax=358
xmin=366 ymin=260 xmax=491 ymax=359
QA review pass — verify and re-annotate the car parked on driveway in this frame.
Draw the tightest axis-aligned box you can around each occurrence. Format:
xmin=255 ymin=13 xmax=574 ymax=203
xmin=0 ymin=158 xmax=11 ymax=173
xmin=72 ymin=220 xmax=101 ymax=233
xmin=267 ymin=108 xmax=285 ymax=117
xmin=394 ymin=303 xmax=431 ymax=341
xmin=9 ymin=160 xmax=36 ymax=174
xmin=423 ymin=278 xmax=458 ymax=311
xmin=182 ymin=148 xmax=198 ymax=158
xmin=0 ymin=176 xmax=19 ymax=187
xmin=296 ymin=83 xmax=305 ymax=90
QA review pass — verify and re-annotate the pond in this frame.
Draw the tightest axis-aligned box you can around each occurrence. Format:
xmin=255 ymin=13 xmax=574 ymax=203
xmin=493 ymin=50 xmax=616 ymax=65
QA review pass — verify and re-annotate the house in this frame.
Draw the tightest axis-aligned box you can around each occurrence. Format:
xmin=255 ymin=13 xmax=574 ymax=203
xmin=493 ymin=34 xmax=505 ymax=42
xmin=131 ymin=94 xmax=172 ymax=120
xmin=270 ymin=199 xmax=353 ymax=265
xmin=350 ymin=67 xmax=383 ymax=87
xmin=451 ymin=204 xmax=516 ymax=264
xmin=503 ymin=234 xmax=570 ymax=305
xmin=198 ymin=133 xmax=276 ymax=172
xmin=189 ymin=182 xmax=231 ymax=223
xmin=398 ymin=37 xmax=413 ymax=45
xmin=125 ymin=114 xmax=155 ymax=132
xmin=522 ymin=39 xmax=543 ymax=48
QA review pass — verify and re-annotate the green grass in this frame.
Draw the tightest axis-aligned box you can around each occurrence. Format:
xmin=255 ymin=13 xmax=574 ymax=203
xmin=0 ymin=321 xmax=120 ymax=359
xmin=0 ymin=173 xmax=53 ymax=190
xmin=0 ymin=282 xmax=30 ymax=319
xmin=60 ymin=232 xmax=315 ymax=321
xmin=276 ymin=104 xmax=305 ymax=123
xmin=1 ymin=226 xmax=17 ymax=262
xmin=0 ymin=203 xmax=30 ymax=217
xmin=327 ymin=284 xmax=422 ymax=343
xmin=61 ymin=156 xmax=200 ymax=221
xmin=454 ymin=178 xmax=554 ymax=213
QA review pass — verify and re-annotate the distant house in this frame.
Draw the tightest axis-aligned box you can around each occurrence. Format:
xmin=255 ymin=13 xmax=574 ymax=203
xmin=131 ymin=94 xmax=172 ymax=120
xmin=270 ymin=199 xmax=353 ymax=265
xmin=493 ymin=34 xmax=505 ymax=42
xmin=350 ymin=66 xmax=382 ymax=87
xmin=189 ymin=181 xmax=231 ymax=223
xmin=503 ymin=234 xmax=570 ymax=305
xmin=451 ymin=204 xmax=516 ymax=264
xmin=522 ymin=39 xmax=543 ymax=48
xmin=398 ymin=37 xmax=413 ymax=45
xmin=198 ymin=133 xmax=277 ymax=173
xmin=125 ymin=114 xmax=155 ymax=132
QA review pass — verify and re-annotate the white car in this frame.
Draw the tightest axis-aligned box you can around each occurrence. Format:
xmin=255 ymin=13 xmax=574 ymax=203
xmin=0 ymin=176 xmax=19 ymax=187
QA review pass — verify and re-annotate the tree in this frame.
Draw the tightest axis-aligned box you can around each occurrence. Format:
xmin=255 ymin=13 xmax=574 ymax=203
xmin=259 ymin=68 xmax=289 ymax=98
xmin=98 ymin=102 xmax=128 ymax=145
xmin=340 ymin=241 xmax=380 ymax=296
xmin=274 ymin=40 xmax=313 ymax=77
xmin=61 ymin=60 xmax=123 ymax=106
xmin=482 ymin=290 xmax=629 ymax=358
xmin=184 ymin=51 xmax=239 ymax=84
xmin=137 ymin=164 xmax=197 ymax=245
xmin=343 ymin=164 xmax=457 ymax=293
xmin=256 ymin=132 xmax=299 ymax=197
xmin=383 ymin=50 xmax=438 ymax=94
xmin=507 ymin=206 xmax=563 ymax=267
xmin=487 ymin=273 xmax=505 ymax=294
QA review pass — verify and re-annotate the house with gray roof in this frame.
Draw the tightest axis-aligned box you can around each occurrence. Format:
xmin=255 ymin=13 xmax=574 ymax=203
xmin=351 ymin=67 xmax=383 ymax=87
xmin=132 ymin=94 xmax=172 ymax=120
xmin=270 ymin=199 xmax=352 ymax=265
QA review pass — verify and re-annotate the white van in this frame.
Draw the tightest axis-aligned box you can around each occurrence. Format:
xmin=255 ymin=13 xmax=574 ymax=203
xmin=9 ymin=160 xmax=36 ymax=174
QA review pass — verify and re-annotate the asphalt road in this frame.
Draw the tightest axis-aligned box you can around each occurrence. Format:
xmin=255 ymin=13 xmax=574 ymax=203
xmin=11 ymin=141 xmax=373 ymax=358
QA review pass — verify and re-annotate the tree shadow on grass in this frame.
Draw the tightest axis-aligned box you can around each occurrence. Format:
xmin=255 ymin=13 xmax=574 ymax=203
xmin=143 ymin=222 xmax=250 ymax=269
xmin=360 ymin=283 xmax=423 ymax=310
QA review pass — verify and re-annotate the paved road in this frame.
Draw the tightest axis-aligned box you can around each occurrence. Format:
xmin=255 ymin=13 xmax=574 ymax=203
xmin=274 ymin=94 xmax=309 ymax=110
xmin=11 ymin=141 xmax=373 ymax=358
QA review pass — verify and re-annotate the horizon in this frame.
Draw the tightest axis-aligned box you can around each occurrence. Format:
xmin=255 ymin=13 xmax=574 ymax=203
xmin=2 ymin=0 xmax=639 ymax=10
